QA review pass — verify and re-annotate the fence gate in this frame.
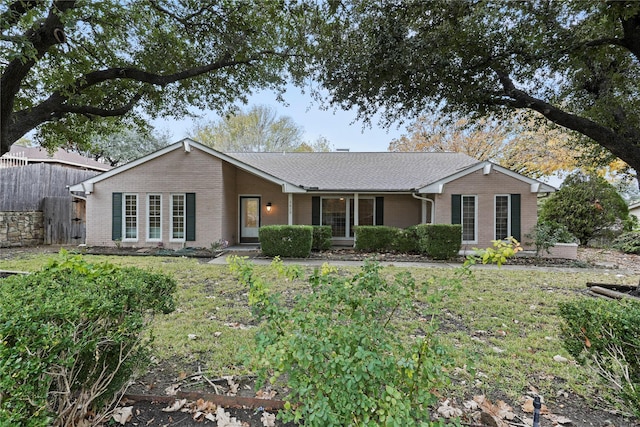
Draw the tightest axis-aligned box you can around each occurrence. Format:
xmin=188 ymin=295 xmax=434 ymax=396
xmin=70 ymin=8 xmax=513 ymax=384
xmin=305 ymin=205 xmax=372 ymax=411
xmin=42 ymin=197 xmax=86 ymax=245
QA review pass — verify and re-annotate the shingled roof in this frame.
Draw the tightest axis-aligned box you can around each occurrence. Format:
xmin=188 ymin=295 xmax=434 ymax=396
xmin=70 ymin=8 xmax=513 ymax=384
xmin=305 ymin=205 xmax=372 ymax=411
xmin=228 ymin=151 xmax=480 ymax=191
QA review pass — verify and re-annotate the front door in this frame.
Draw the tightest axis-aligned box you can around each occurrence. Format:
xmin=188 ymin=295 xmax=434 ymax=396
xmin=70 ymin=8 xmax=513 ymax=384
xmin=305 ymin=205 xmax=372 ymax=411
xmin=240 ymin=196 xmax=260 ymax=243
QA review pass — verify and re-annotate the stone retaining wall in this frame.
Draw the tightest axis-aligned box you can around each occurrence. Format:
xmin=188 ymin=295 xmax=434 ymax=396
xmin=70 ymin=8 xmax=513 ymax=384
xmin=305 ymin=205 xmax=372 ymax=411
xmin=0 ymin=211 xmax=44 ymax=247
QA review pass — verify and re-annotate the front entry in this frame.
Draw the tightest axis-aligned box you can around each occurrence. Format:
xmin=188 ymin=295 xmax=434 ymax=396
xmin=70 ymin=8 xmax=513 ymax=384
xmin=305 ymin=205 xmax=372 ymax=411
xmin=240 ymin=196 xmax=260 ymax=243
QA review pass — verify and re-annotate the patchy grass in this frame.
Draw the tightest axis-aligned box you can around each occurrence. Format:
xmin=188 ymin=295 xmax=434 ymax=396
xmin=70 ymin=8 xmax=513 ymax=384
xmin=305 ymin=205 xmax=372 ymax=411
xmin=1 ymin=252 xmax=636 ymax=413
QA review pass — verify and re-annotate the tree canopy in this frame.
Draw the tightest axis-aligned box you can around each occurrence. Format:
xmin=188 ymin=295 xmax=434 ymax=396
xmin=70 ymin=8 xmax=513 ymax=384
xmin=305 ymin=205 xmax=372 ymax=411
xmin=1 ymin=0 xmax=316 ymax=156
xmin=85 ymin=126 xmax=172 ymax=166
xmin=312 ymin=1 xmax=640 ymax=184
xmin=191 ymin=105 xmax=331 ymax=152
xmin=388 ymin=113 xmax=583 ymax=179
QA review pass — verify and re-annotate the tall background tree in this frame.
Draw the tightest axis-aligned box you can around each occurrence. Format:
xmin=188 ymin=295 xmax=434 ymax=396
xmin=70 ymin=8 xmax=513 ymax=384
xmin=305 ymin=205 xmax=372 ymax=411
xmin=84 ymin=125 xmax=172 ymax=166
xmin=191 ymin=105 xmax=331 ymax=152
xmin=1 ymin=0 xmax=316 ymax=156
xmin=388 ymin=112 xmax=583 ymax=179
xmin=313 ymin=1 xmax=640 ymax=185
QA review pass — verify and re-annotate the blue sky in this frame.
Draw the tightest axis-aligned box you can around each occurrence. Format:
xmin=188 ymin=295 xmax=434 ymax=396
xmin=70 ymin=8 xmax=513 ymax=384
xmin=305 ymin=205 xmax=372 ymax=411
xmin=152 ymin=87 xmax=405 ymax=152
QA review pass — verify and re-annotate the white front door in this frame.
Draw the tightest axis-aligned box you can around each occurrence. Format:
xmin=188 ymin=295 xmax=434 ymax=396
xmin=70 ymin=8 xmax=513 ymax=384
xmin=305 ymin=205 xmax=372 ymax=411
xmin=240 ymin=197 xmax=260 ymax=243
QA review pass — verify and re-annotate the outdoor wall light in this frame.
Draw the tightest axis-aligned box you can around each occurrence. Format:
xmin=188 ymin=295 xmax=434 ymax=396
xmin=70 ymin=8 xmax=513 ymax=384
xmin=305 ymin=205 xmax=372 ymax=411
xmin=266 ymin=202 xmax=272 ymax=213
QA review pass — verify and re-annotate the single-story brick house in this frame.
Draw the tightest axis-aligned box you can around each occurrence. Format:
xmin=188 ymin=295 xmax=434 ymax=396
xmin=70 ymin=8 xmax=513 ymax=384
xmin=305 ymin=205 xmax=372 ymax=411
xmin=69 ymin=139 xmax=555 ymax=250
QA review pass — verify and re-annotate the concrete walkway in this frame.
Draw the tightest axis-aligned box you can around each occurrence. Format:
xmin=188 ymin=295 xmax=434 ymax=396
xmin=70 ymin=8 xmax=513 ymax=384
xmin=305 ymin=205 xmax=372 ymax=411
xmin=208 ymin=247 xmax=637 ymax=275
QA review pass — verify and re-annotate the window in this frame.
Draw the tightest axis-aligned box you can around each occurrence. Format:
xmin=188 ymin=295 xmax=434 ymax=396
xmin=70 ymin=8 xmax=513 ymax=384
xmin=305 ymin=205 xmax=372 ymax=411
xmin=461 ymin=195 xmax=477 ymax=243
xmin=147 ymin=194 xmax=162 ymax=241
xmin=123 ymin=194 xmax=138 ymax=240
xmin=321 ymin=197 xmax=375 ymax=238
xmin=495 ymin=195 xmax=510 ymax=240
xmin=171 ymin=194 xmax=185 ymax=240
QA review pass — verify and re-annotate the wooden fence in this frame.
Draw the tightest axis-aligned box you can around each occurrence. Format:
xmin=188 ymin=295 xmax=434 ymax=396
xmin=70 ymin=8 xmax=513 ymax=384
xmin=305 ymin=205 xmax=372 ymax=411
xmin=0 ymin=163 xmax=97 ymax=211
xmin=0 ymin=164 xmax=98 ymax=245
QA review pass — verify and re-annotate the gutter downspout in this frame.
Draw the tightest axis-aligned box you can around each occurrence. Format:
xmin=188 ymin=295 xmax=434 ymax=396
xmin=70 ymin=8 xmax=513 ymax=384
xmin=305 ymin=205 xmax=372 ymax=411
xmin=412 ymin=192 xmax=435 ymax=224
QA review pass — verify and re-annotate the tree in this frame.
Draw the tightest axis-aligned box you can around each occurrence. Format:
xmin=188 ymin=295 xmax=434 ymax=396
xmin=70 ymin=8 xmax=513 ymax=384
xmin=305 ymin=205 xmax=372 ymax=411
xmin=191 ymin=105 xmax=330 ymax=152
xmin=312 ymin=1 xmax=640 ymax=185
xmin=1 ymin=0 xmax=316 ymax=156
xmin=84 ymin=126 xmax=172 ymax=166
xmin=539 ymin=172 xmax=630 ymax=245
xmin=388 ymin=112 xmax=582 ymax=179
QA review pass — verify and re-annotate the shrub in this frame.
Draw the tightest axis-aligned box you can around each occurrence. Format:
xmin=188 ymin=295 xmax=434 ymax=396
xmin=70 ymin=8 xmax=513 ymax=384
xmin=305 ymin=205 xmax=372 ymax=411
xmin=0 ymin=251 xmax=176 ymax=426
xmin=311 ymin=225 xmax=332 ymax=251
xmin=612 ymin=231 xmax=640 ymax=254
xmin=525 ymin=221 xmax=577 ymax=256
xmin=259 ymin=225 xmax=313 ymax=258
xmin=392 ymin=226 xmax=420 ymax=253
xmin=539 ymin=172 xmax=630 ymax=245
xmin=229 ymin=257 xmax=454 ymax=426
xmin=416 ymin=224 xmax=462 ymax=260
xmin=559 ymin=298 xmax=640 ymax=416
xmin=354 ymin=225 xmax=397 ymax=251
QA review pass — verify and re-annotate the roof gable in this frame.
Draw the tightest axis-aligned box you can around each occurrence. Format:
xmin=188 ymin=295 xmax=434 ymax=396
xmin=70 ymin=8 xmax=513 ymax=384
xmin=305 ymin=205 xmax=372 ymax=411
xmin=69 ymin=139 xmax=555 ymax=194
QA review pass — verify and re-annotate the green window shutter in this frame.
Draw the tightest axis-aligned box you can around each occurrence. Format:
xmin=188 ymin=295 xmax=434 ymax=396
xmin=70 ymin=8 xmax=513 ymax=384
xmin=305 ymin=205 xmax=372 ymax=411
xmin=451 ymin=195 xmax=461 ymax=224
xmin=312 ymin=197 xmax=320 ymax=225
xmin=186 ymin=193 xmax=196 ymax=241
xmin=510 ymin=194 xmax=521 ymax=241
xmin=375 ymin=197 xmax=384 ymax=225
xmin=112 ymin=192 xmax=122 ymax=240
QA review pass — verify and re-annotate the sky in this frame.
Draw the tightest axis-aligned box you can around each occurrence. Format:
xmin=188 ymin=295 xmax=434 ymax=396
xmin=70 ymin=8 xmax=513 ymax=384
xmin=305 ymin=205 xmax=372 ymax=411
xmin=151 ymin=87 xmax=405 ymax=152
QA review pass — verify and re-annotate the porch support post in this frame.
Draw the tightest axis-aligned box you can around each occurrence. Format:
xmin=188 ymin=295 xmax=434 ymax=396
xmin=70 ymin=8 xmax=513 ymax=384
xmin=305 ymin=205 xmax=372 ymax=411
xmin=288 ymin=193 xmax=293 ymax=225
xmin=353 ymin=193 xmax=359 ymax=247
xmin=422 ymin=199 xmax=427 ymax=224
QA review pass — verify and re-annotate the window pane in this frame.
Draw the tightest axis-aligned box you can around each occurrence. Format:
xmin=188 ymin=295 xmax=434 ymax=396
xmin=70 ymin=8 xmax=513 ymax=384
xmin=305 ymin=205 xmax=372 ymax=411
xmin=322 ymin=198 xmax=346 ymax=237
xmin=172 ymin=195 xmax=185 ymax=239
xmin=462 ymin=196 xmax=475 ymax=241
xmin=148 ymin=195 xmax=161 ymax=239
xmin=495 ymin=196 xmax=509 ymax=240
xmin=124 ymin=194 xmax=137 ymax=239
xmin=349 ymin=198 xmax=374 ymax=237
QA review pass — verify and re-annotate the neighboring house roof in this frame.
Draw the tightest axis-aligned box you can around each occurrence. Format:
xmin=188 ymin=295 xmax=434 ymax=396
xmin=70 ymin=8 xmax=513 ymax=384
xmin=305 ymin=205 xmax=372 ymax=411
xmin=2 ymin=145 xmax=111 ymax=172
xmin=69 ymin=139 xmax=556 ymax=194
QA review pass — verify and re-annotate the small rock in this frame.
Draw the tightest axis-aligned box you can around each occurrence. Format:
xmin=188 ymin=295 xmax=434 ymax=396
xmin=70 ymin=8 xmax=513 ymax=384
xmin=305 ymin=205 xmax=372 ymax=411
xmin=553 ymin=354 xmax=568 ymax=363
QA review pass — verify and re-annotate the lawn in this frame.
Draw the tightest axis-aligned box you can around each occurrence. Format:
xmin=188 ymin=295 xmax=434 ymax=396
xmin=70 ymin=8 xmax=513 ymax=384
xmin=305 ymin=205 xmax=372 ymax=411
xmin=1 ymin=251 xmax=636 ymax=420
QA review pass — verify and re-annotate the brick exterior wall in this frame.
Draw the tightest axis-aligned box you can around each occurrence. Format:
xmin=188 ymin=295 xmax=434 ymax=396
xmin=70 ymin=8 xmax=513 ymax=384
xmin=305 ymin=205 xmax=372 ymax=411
xmin=0 ymin=211 xmax=44 ymax=247
xmin=83 ymin=146 xmax=540 ymax=250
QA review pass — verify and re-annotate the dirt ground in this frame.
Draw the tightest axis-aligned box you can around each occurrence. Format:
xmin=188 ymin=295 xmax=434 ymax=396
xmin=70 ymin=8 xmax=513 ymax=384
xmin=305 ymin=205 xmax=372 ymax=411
xmin=1 ymin=245 xmax=639 ymax=426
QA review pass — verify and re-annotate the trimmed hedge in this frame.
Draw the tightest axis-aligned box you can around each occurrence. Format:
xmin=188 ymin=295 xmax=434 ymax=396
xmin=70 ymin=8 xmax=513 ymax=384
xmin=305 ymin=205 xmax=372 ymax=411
xmin=392 ymin=225 xmax=420 ymax=253
xmin=312 ymin=225 xmax=333 ymax=251
xmin=416 ymin=224 xmax=462 ymax=260
xmin=259 ymin=225 xmax=313 ymax=258
xmin=354 ymin=226 xmax=397 ymax=251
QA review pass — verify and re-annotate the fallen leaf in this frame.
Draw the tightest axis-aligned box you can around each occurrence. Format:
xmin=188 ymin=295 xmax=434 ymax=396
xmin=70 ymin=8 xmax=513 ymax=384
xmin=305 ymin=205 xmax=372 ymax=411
xmin=437 ymin=399 xmax=463 ymax=418
xmin=256 ymin=389 xmax=277 ymax=400
xmin=164 ymin=383 xmax=181 ymax=396
xmin=188 ymin=333 xmax=197 ymax=340
xmin=553 ymin=355 xmax=568 ymax=363
xmin=216 ymin=407 xmax=244 ymax=427
xmin=112 ymin=406 xmax=133 ymax=425
xmin=473 ymin=395 xmax=514 ymax=427
xmin=162 ymin=398 xmax=187 ymax=412
xmin=521 ymin=397 xmax=549 ymax=414
xmin=261 ymin=411 xmax=277 ymax=427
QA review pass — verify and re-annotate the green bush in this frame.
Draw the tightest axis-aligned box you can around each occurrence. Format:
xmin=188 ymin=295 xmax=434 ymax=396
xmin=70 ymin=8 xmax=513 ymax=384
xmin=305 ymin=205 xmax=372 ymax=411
xmin=612 ymin=231 xmax=640 ymax=254
xmin=354 ymin=225 xmax=397 ymax=251
xmin=525 ymin=220 xmax=577 ymax=256
xmin=416 ymin=224 xmax=462 ymax=260
xmin=311 ymin=225 xmax=332 ymax=251
xmin=229 ymin=257 xmax=454 ymax=426
xmin=540 ymin=172 xmax=630 ymax=245
xmin=392 ymin=226 xmax=420 ymax=253
xmin=0 ymin=251 xmax=176 ymax=426
xmin=259 ymin=225 xmax=313 ymax=257
xmin=559 ymin=298 xmax=640 ymax=416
